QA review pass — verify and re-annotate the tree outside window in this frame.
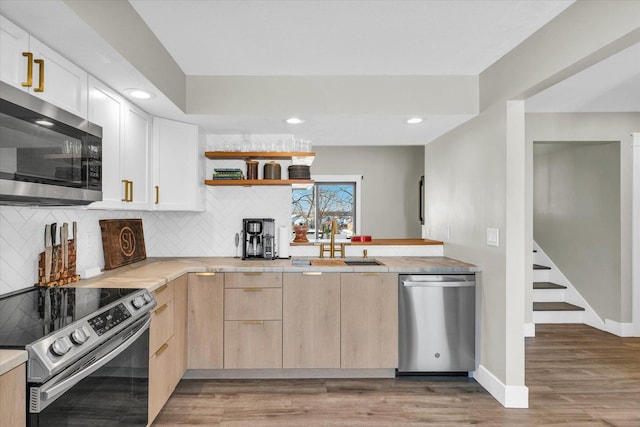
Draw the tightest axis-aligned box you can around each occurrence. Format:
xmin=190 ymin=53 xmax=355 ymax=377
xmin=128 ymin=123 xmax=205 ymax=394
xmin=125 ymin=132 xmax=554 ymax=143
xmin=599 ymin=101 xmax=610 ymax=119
xmin=292 ymin=182 xmax=356 ymax=240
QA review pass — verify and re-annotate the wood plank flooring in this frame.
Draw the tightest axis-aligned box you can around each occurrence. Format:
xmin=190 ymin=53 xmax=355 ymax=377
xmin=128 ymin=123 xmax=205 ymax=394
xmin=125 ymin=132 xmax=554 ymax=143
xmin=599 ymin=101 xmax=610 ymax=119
xmin=153 ymin=324 xmax=640 ymax=426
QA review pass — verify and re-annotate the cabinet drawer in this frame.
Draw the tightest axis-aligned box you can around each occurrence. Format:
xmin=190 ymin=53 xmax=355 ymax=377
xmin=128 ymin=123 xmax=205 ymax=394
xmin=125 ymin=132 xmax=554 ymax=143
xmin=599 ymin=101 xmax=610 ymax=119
xmin=152 ymin=282 xmax=175 ymax=307
xmin=150 ymin=298 xmax=175 ymax=355
xmin=224 ymin=288 xmax=282 ymax=320
xmin=148 ymin=334 xmax=176 ymax=424
xmin=225 ymin=272 xmax=282 ymax=288
xmin=224 ymin=320 xmax=282 ymax=369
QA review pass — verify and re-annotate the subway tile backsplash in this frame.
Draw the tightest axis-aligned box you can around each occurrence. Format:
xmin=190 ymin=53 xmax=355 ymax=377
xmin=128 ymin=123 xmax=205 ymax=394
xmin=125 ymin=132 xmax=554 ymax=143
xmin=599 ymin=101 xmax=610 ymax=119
xmin=0 ymin=186 xmax=291 ymax=295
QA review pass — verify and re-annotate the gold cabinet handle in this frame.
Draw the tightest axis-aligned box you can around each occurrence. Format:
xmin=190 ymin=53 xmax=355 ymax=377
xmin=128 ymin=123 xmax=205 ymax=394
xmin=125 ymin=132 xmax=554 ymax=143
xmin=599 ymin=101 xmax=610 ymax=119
xmin=155 ymin=303 xmax=168 ymax=314
xmin=128 ymin=180 xmax=134 ymax=202
xmin=21 ymin=52 xmax=33 ymax=87
xmin=303 ymin=271 xmax=323 ymax=276
xmin=243 ymin=288 xmax=262 ymax=292
xmin=34 ymin=59 xmax=44 ymax=92
xmin=121 ymin=180 xmax=129 ymax=202
xmin=242 ymin=320 xmax=263 ymax=325
xmin=155 ymin=284 xmax=168 ymax=293
xmin=360 ymin=272 xmax=380 ymax=276
xmin=243 ymin=272 xmax=262 ymax=276
xmin=155 ymin=185 xmax=159 ymax=204
xmin=154 ymin=342 xmax=169 ymax=357
xmin=195 ymin=272 xmax=216 ymax=276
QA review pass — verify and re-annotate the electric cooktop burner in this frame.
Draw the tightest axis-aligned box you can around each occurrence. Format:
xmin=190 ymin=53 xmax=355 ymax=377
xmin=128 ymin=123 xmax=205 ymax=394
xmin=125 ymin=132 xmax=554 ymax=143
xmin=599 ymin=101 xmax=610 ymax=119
xmin=0 ymin=286 xmax=138 ymax=349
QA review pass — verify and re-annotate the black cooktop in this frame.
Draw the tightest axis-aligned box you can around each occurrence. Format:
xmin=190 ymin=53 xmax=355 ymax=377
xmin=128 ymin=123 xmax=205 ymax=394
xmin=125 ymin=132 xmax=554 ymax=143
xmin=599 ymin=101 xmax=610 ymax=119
xmin=0 ymin=286 xmax=137 ymax=349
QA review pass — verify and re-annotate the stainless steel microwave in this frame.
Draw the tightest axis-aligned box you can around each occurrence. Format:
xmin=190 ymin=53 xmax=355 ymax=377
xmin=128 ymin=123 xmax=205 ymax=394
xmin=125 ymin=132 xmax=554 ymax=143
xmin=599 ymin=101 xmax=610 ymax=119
xmin=0 ymin=81 xmax=102 ymax=206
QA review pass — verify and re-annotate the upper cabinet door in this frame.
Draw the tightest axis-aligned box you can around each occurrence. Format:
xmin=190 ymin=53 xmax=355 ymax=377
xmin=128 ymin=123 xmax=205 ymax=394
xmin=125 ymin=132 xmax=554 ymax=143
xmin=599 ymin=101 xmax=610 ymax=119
xmin=87 ymin=76 xmax=125 ymax=209
xmin=28 ymin=37 xmax=88 ymax=118
xmin=123 ymin=103 xmax=152 ymax=210
xmin=0 ymin=16 xmax=88 ymax=118
xmin=152 ymin=118 xmax=203 ymax=211
xmin=0 ymin=16 xmax=29 ymax=89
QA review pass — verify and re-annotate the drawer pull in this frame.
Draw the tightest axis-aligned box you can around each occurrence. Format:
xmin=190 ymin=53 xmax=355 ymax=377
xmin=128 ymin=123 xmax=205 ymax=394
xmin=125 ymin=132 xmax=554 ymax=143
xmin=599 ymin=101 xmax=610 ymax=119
xmin=155 ymin=284 xmax=168 ymax=293
xmin=303 ymin=272 xmax=323 ymax=276
xmin=155 ymin=303 xmax=168 ymax=314
xmin=243 ymin=288 xmax=262 ymax=292
xmin=243 ymin=320 xmax=264 ymax=325
xmin=195 ymin=272 xmax=216 ymax=276
xmin=360 ymin=272 xmax=380 ymax=276
xmin=243 ymin=272 xmax=262 ymax=276
xmin=155 ymin=343 xmax=169 ymax=357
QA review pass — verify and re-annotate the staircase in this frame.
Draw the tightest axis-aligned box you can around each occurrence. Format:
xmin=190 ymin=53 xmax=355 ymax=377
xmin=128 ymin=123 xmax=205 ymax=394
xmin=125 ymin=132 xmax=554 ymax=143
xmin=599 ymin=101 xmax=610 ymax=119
xmin=532 ymin=248 xmax=586 ymax=324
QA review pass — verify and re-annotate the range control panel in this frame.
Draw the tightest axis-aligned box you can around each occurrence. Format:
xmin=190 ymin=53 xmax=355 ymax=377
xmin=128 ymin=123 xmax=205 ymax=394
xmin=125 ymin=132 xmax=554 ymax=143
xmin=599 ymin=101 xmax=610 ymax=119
xmin=88 ymin=303 xmax=132 ymax=336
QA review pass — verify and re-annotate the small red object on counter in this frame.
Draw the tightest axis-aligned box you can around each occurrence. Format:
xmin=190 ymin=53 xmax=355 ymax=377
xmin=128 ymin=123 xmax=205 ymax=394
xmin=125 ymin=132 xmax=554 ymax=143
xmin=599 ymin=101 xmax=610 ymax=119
xmin=351 ymin=235 xmax=372 ymax=242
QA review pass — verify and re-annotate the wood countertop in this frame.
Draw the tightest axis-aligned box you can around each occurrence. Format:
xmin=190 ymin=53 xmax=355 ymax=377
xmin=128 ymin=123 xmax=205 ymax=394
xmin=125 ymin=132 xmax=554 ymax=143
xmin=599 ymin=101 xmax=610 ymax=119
xmin=0 ymin=350 xmax=27 ymax=376
xmin=290 ymin=238 xmax=443 ymax=246
xmin=71 ymin=256 xmax=478 ymax=293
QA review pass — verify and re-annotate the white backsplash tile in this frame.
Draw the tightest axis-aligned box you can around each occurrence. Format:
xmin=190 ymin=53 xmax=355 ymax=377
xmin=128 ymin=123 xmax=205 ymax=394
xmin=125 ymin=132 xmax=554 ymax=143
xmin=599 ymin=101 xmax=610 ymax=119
xmin=0 ymin=185 xmax=291 ymax=295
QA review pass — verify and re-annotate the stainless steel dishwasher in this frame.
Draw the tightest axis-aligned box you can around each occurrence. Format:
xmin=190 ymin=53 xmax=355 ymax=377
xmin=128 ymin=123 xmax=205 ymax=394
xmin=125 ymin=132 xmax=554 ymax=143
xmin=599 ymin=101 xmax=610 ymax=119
xmin=398 ymin=274 xmax=476 ymax=373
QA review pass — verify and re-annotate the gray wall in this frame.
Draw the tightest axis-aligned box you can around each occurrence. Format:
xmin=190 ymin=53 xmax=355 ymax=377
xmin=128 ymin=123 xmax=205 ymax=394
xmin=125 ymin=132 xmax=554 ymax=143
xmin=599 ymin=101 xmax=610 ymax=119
xmin=312 ymin=146 xmax=424 ymax=238
xmin=534 ymin=142 xmax=620 ymax=319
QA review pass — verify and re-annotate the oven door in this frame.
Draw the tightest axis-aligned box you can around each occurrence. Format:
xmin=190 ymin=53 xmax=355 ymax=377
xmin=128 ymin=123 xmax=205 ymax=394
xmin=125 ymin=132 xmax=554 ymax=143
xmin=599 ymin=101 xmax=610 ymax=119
xmin=29 ymin=316 xmax=150 ymax=427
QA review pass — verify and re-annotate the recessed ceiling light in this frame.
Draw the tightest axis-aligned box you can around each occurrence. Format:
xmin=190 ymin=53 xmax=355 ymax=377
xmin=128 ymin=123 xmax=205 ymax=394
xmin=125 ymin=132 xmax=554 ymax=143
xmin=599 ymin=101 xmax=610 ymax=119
xmin=126 ymin=89 xmax=154 ymax=99
xmin=35 ymin=119 xmax=54 ymax=126
xmin=285 ymin=117 xmax=305 ymax=125
xmin=406 ymin=117 xmax=423 ymax=124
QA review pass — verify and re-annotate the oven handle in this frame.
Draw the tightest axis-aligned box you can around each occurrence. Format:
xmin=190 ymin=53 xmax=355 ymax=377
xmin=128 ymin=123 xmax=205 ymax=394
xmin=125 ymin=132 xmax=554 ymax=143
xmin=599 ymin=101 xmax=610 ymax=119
xmin=39 ymin=316 xmax=150 ymax=403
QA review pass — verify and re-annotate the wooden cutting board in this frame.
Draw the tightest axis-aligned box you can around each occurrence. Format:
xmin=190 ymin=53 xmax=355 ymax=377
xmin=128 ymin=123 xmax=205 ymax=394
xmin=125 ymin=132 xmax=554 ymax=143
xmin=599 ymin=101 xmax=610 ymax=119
xmin=100 ymin=219 xmax=147 ymax=270
xmin=310 ymin=259 xmax=347 ymax=266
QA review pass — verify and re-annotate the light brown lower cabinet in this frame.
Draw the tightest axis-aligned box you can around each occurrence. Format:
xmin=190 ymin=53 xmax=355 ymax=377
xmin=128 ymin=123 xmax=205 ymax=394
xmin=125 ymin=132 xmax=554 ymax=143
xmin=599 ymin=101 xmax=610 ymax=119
xmin=0 ymin=363 xmax=26 ymax=427
xmin=224 ymin=320 xmax=282 ymax=368
xmin=282 ymin=272 xmax=340 ymax=368
xmin=187 ymin=273 xmax=224 ymax=369
xmin=148 ymin=275 xmax=187 ymax=424
xmin=341 ymin=272 xmax=398 ymax=369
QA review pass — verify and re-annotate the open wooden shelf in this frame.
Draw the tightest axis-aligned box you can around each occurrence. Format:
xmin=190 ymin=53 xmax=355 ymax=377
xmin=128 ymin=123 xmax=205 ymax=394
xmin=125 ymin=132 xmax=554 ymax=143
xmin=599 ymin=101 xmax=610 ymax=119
xmin=205 ymin=151 xmax=315 ymax=160
xmin=205 ymin=179 xmax=314 ymax=186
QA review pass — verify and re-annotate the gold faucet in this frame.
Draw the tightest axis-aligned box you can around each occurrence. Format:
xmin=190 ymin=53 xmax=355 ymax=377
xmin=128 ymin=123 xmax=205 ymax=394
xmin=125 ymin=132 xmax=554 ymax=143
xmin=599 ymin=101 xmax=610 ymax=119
xmin=319 ymin=217 xmax=345 ymax=258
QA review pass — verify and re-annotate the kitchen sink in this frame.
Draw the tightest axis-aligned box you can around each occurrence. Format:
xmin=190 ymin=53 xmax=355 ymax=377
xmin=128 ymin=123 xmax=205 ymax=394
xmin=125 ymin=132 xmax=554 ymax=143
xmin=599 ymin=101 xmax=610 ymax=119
xmin=290 ymin=258 xmax=383 ymax=266
xmin=343 ymin=258 xmax=383 ymax=266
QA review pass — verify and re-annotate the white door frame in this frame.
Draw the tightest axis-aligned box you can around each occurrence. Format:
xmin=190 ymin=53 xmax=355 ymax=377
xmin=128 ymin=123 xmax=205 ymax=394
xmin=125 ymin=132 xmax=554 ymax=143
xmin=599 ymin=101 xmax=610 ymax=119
xmin=632 ymin=133 xmax=640 ymax=335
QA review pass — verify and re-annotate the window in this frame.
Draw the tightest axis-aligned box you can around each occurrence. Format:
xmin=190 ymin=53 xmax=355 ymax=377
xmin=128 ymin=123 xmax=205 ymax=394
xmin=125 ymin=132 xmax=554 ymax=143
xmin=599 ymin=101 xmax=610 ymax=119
xmin=291 ymin=175 xmax=361 ymax=240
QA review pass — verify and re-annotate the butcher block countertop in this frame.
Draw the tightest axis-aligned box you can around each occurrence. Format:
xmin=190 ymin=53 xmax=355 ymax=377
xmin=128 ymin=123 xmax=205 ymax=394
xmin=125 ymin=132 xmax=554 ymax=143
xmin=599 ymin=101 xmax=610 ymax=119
xmin=290 ymin=238 xmax=443 ymax=246
xmin=72 ymin=256 xmax=479 ymax=293
xmin=0 ymin=350 xmax=27 ymax=376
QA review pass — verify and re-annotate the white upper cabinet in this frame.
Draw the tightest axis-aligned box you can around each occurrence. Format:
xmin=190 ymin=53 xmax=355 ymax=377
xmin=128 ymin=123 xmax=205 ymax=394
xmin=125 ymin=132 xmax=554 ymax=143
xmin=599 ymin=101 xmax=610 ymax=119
xmin=88 ymin=77 xmax=151 ymax=210
xmin=152 ymin=118 xmax=204 ymax=211
xmin=0 ymin=15 xmax=88 ymax=118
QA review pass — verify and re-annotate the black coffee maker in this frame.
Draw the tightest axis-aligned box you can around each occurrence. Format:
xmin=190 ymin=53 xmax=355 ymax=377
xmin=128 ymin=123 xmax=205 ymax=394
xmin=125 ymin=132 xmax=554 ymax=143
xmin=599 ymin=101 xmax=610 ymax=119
xmin=242 ymin=218 xmax=276 ymax=260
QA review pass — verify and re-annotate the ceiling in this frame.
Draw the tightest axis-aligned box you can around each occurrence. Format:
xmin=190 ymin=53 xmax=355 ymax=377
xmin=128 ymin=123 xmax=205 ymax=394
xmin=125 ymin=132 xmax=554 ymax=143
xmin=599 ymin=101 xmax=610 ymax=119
xmin=2 ymin=0 xmax=637 ymax=146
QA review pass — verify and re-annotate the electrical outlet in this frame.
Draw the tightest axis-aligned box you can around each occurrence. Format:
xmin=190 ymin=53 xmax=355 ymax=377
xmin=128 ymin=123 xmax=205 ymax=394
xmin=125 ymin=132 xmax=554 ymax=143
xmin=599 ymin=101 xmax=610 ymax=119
xmin=487 ymin=228 xmax=499 ymax=247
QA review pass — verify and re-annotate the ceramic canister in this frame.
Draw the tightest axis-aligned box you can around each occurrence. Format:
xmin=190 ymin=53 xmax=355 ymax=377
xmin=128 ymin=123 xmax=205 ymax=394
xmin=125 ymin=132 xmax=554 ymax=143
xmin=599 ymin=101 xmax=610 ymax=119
xmin=263 ymin=161 xmax=281 ymax=179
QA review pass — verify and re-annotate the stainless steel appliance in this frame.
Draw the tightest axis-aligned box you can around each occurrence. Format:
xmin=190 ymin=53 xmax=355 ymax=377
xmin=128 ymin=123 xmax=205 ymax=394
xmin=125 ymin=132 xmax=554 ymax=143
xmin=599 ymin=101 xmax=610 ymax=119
xmin=398 ymin=274 xmax=475 ymax=373
xmin=242 ymin=218 xmax=276 ymax=260
xmin=0 ymin=81 xmax=102 ymax=205
xmin=0 ymin=286 xmax=156 ymax=426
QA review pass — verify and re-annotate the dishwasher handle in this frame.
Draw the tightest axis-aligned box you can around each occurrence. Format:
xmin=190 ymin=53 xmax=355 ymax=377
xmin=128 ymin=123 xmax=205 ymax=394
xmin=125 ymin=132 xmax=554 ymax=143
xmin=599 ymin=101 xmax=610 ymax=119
xmin=402 ymin=280 xmax=475 ymax=288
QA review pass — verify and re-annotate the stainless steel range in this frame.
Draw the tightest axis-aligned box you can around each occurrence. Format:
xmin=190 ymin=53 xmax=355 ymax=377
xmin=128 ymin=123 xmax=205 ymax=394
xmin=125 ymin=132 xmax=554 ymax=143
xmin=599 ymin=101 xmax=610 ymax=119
xmin=0 ymin=286 xmax=156 ymax=426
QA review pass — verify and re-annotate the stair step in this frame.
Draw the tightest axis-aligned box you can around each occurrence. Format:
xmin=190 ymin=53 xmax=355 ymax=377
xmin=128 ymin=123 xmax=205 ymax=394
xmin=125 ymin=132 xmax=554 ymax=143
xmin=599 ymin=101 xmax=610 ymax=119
xmin=533 ymin=302 xmax=585 ymax=312
xmin=533 ymin=264 xmax=551 ymax=270
xmin=533 ymin=282 xmax=566 ymax=290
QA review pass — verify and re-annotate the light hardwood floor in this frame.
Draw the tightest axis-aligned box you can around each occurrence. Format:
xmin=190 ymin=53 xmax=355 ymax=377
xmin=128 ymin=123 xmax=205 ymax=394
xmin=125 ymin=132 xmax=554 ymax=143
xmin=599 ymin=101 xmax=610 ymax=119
xmin=153 ymin=324 xmax=640 ymax=426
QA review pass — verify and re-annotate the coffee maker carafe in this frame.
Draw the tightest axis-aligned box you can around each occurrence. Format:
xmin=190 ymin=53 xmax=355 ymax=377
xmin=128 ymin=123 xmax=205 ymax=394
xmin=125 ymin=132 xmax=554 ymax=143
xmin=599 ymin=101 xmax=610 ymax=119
xmin=242 ymin=218 xmax=275 ymax=260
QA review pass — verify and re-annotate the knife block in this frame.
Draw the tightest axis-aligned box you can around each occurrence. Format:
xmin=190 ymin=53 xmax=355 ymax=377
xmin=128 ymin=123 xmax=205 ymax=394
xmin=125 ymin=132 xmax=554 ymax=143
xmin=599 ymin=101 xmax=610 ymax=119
xmin=36 ymin=240 xmax=80 ymax=287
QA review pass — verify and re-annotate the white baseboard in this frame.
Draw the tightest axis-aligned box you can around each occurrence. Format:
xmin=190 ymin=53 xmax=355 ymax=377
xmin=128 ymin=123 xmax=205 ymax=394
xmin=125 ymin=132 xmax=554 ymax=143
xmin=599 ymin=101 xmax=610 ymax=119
xmin=524 ymin=322 xmax=535 ymax=337
xmin=473 ymin=364 xmax=529 ymax=408
xmin=603 ymin=319 xmax=639 ymax=337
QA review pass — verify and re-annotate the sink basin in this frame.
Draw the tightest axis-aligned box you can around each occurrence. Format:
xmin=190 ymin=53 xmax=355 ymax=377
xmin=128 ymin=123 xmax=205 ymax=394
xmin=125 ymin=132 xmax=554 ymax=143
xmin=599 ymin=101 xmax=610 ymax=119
xmin=343 ymin=258 xmax=383 ymax=266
